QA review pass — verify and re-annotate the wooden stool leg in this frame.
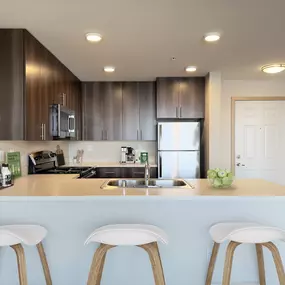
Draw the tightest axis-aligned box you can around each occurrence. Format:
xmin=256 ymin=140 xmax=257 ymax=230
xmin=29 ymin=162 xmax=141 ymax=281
xmin=262 ymin=242 xmax=285 ymax=285
xmin=10 ymin=244 xmax=28 ymax=285
xmin=256 ymin=244 xmax=266 ymax=285
xmin=222 ymin=241 xmax=240 ymax=285
xmin=37 ymin=242 xmax=52 ymax=285
xmin=87 ymin=244 xmax=115 ymax=285
xmin=138 ymin=242 xmax=166 ymax=285
xmin=205 ymin=242 xmax=220 ymax=285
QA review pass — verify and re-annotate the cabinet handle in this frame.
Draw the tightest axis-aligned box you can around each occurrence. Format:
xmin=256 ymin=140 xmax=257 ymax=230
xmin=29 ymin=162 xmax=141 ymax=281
xmin=137 ymin=130 xmax=139 ymax=140
xmin=176 ymin=107 xmax=178 ymax=118
xmin=44 ymin=123 xmax=46 ymax=140
xmin=140 ymin=130 xmax=143 ymax=140
xmin=102 ymin=130 xmax=104 ymax=140
xmin=180 ymin=107 xmax=182 ymax=118
xmin=40 ymin=123 xmax=44 ymax=140
xmin=105 ymin=130 xmax=108 ymax=140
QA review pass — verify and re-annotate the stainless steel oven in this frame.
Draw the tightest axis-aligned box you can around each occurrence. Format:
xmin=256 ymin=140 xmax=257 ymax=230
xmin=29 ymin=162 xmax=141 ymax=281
xmin=50 ymin=104 xmax=75 ymax=139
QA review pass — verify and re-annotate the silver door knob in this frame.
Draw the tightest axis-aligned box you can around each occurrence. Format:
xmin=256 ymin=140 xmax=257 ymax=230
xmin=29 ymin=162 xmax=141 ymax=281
xmin=236 ymin=163 xmax=245 ymax=167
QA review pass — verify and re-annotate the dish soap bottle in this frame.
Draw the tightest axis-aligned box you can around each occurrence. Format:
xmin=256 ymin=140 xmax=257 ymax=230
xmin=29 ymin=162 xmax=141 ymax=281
xmin=1 ymin=164 xmax=12 ymax=187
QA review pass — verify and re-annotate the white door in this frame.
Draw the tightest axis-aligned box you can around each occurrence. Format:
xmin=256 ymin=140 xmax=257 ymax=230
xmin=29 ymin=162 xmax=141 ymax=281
xmin=235 ymin=101 xmax=285 ymax=185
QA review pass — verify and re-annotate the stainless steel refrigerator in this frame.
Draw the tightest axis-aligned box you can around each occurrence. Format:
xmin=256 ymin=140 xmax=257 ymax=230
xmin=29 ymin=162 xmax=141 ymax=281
xmin=157 ymin=122 xmax=200 ymax=179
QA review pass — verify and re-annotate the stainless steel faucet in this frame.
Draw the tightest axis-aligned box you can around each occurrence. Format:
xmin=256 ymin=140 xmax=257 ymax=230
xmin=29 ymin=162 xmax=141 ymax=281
xmin=145 ymin=161 xmax=150 ymax=187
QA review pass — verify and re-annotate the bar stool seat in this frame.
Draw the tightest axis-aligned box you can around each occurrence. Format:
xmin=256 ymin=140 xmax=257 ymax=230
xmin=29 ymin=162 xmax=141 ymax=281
xmin=210 ymin=222 xmax=285 ymax=243
xmin=85 ymin=224 xmax=168 ymax=285
xmin=85 ymin=224 xmax=168 ymax=246
xmin=0 ymin=225 xmax=47 ymax=246
xmin=0 ymin=225 xmax=52 ymax=285
xmin=206 ymin=222 xmax=285 ymax=285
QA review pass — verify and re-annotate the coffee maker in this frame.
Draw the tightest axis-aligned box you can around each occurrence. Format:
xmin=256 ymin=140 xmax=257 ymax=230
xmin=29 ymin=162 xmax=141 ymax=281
xmin=121 ymin=146 xmax=135 ymax=164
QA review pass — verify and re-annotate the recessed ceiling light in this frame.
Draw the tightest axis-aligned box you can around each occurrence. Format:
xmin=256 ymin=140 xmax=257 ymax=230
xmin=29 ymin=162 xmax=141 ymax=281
xmin=204 ymin=32 xmax=221 ymax=42
xmin=104 ymin=66 xmax=115 ymax=73
xmin=86 ymin=33 xmax=102 ymax=43
xmin=185 ymin=66 xmax=197 ymax=72
xmin=261 ymin=64 xmax=285 ymax=74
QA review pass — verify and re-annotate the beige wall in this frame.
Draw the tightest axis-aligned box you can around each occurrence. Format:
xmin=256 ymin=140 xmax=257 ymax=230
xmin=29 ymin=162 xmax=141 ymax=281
xmin=220 ymin=79 xmax=285 ymax=170
xmin=204 ymin=72 xmax=223 ymax=170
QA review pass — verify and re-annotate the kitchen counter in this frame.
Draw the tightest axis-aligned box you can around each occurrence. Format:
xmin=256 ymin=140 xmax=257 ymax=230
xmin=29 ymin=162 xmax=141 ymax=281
xmin=0 ymin=175 xmax=284 ymax=201
xmin=62 ymin=161 xmax=158 ymax=167
xmin=1 ymin=176 xmax=285 ymax=285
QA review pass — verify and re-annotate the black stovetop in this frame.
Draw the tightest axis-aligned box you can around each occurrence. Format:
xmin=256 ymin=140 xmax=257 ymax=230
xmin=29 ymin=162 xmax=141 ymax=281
xmin=39 ymin=166 xmax=96 ymax=178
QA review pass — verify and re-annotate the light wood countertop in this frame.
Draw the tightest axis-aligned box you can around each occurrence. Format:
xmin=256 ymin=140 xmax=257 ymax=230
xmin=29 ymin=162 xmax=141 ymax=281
xmin=0 ymin=175 xmax=285 ymax=201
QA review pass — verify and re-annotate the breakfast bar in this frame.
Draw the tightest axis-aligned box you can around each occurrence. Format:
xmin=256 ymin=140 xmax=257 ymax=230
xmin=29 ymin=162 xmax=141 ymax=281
xmin=0 ymin=177 xmax=285 ymax=285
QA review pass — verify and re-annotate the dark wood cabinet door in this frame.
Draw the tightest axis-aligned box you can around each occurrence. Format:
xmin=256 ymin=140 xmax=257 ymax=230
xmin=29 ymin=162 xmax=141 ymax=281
xmin=25 ymin=31 xmax=44 ymax=141
xmin=102 ymin=82 xmax=123 ymax=140
xmin=138 ymin=82 xmax=156 ymax=140
xmin=156 ymin=78 xmax=179 ymax=119
xmin=82 ymin=82 xmax=103 ymax=140
xmin=122 ymin=82 xmax=139 ymax=140
xmin=179 ymin=77 xmax=205 ymax=118
xmin=0 ymin=29 xmax=25 ymax=140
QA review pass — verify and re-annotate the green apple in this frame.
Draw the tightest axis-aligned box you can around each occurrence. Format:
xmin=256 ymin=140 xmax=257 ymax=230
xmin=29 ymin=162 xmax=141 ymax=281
xmin=222 ymin=177 xmax=233 ymax=187
xmin=218 ymin=170 xmax=227 ymax=178
xmin=227 ymin=173 xmax=233 ymax=179
xmin=207 ymin=170 xmax=217 ymax=179
xmin=213 ymin=178 xmax=222 ymax=187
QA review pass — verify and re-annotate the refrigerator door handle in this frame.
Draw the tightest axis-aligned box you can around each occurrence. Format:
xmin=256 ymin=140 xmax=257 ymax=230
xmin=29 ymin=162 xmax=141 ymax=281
xmin=158 ymin=124 xmax=162 ymax=150
xmin=176 ymin=107 xmax=178 ymax=118
xmin=180 ymin=107 xmax=182 ymax=118
xmin=158 ymin=153 xmax=162 ymax=178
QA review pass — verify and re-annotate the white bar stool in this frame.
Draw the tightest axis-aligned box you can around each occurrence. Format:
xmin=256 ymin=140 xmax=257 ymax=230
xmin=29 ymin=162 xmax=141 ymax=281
xmin=205 ymin=222 xmax=285 ymax=285
xmin=85 ymin=224 xmax=168 ymax=285
xmin=0 ymin=225 xmax=52 ymax=285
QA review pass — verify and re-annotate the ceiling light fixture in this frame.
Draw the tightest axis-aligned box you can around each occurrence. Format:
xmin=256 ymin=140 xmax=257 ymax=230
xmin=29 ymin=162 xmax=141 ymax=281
xmin=261 ymin=64 xmax=285 ymax=74
xmin=185 ymin=66 xmax=197 ymax=72
xmin=204 ymin=32 xmax=221 ymax=42
xmin=104 ymin=66 xmax=115 ymax=73
xmin=86 ymin=33 xmax=102 ymax=43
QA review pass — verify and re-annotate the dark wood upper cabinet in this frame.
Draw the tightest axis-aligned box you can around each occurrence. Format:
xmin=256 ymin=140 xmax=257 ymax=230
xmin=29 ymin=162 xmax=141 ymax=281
xmin=156 ymin=78 xmax=180 ymax=118
xmin=122 ymin=81 xmax=156 ymax=141
xmin=138 ymin=82 xmax=156 ymax=140
xmin=102 ymin=82 xmax=123 ymax=141
xmin=179 ymin=77 xmax=205 ymax=118
xmin=122 ymin=82 xmax=140 ymax=140
xmin=156 ymin=77 xmax=205 ymax=119
xmin=0 ymin=29 xmax=25 ymax=140
xmin=82 ymin=81 xmax=156 ymax=141
xmin=0 ymin=29 xmax=81 ymax=140
xmin=82 ymin=82 xmax=123 ymax=141
xmin=82 ymin=82 xmax=103 ymax=140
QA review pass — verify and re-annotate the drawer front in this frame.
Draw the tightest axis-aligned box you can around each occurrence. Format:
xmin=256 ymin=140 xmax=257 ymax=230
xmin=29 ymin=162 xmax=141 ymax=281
xmin=96 ymin=167 xmax=121 ymax=178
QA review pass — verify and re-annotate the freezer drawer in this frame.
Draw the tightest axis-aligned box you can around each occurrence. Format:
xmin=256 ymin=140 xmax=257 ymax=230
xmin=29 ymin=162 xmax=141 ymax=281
xmin=158 ymin=151 xmax=200 ymax=179
xmin=158 ymin=122 xmax=200 ymax=151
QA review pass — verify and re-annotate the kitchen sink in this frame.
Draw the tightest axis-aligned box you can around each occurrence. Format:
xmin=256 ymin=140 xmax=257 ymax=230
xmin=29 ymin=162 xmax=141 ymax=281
xmin=101 ymin=179 xmax=193 ymax=189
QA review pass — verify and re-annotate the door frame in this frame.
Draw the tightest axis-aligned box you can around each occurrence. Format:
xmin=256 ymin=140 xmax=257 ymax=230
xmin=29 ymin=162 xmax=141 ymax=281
xmin=231 ymin=97 xmax=285 ymax=174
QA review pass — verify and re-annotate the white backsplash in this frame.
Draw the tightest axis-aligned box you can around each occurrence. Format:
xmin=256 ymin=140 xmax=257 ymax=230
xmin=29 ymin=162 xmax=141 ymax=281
xmin=0 ymin=141 xmax=69 ymax=176
xmin=0 ymin=140 xmax=156 ymax=175
xmin=68 ymin=141 xmax=157 ymax=164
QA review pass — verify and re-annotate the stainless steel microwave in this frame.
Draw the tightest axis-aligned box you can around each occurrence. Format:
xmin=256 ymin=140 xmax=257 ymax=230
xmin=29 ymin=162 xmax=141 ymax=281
xmin=50 ymin=104 xmax=75 ymax=139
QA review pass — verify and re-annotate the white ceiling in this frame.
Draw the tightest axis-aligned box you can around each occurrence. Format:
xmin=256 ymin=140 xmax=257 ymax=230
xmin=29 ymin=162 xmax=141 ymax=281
xmin=1 ymin=0 xmax=285 ymax=81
